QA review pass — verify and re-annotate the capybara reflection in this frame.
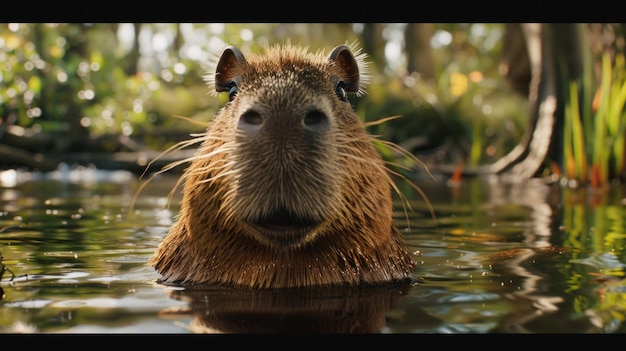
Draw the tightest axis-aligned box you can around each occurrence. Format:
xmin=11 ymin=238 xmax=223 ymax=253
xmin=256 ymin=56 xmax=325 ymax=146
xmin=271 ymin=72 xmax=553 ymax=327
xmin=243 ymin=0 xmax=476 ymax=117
xmin=163 ymin=283 xmax=415 ymax=333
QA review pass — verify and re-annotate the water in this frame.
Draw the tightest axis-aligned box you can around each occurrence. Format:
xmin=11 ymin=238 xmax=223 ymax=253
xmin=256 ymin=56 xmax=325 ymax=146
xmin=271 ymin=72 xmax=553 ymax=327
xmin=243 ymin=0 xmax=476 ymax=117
xmin=1 ymin=166 xmax=625 ymax=333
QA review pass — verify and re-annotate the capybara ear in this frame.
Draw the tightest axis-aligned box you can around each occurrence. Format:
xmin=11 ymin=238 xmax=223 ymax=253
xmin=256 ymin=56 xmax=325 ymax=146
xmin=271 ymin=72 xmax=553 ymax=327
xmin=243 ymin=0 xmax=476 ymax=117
xmin=328 ymin=45 xmax=360 ymax=93
xmin=215 ymin=46 xmax=248 ymax=93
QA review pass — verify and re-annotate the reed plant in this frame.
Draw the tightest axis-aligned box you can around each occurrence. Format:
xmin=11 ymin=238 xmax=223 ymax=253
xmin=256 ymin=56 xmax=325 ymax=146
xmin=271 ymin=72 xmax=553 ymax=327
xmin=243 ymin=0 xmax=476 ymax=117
xmin=564 ymin=52 xmax=626 ymax=188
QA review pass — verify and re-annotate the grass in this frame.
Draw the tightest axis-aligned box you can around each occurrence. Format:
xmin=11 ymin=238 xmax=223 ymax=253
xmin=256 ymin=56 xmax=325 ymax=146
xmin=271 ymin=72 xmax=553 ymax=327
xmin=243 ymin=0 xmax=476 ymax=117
xmin=564 ymin=52 xmax=626 ymax=188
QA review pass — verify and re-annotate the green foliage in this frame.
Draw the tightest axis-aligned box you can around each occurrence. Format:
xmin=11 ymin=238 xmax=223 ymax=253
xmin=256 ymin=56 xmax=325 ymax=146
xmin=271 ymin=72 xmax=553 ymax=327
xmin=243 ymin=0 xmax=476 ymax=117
xmin=0 ymin=24 xmax=213 ymax=151
xmin=564 ymin=52 xmax=626 ymax=187
xmin=0 ymin=23 xmax=526 ymax=163
xmin=361 ymin=58 xmax=526 ymax=170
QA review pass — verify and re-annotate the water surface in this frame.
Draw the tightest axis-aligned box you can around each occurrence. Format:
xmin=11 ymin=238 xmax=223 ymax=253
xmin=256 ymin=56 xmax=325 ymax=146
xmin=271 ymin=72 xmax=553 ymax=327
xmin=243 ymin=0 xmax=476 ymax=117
xmin=1 ymin=166 xmax=625 ymax=333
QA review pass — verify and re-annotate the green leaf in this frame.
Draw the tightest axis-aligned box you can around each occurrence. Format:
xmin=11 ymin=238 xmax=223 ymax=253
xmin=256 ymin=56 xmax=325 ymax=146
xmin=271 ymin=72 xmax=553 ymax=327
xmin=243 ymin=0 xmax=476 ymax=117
xmin=27 ymin=75 xmax=41 ymax=94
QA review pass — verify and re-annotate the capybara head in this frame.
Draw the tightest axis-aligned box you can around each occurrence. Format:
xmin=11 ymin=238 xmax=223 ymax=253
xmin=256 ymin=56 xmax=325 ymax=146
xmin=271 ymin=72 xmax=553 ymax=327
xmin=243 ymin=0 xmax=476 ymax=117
xmin=150 ymin=43 xmax=416 ymax=288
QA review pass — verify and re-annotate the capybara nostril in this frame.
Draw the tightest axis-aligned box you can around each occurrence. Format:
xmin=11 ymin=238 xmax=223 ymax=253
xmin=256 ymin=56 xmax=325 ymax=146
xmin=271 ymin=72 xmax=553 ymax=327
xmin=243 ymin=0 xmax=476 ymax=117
xmin=303 ymin=109 xmax=328 ymax=129
xmin=237 ymin=109 xmax=263 ymax=133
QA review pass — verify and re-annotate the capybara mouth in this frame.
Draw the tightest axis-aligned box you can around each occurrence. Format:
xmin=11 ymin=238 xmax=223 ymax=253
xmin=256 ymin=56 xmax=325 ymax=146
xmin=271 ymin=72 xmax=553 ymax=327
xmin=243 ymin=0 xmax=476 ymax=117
xmin=248 ymin=210 xmax=320 ymax=247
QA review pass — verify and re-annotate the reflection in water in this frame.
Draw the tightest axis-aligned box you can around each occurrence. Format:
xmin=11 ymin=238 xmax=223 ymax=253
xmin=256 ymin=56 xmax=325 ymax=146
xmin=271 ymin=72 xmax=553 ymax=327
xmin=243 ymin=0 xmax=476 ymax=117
xmin=482 ymin=177 xmax=568 ymax=332
xmin=486 ymin=175 xmax=560 ymax=244
xmin=459 ymin=177 xmax=625 ymax=333
xmin=160 ymin=281 xmax=429 ymax=333
xmin=399 ymin=175 xmax=626 ymax=333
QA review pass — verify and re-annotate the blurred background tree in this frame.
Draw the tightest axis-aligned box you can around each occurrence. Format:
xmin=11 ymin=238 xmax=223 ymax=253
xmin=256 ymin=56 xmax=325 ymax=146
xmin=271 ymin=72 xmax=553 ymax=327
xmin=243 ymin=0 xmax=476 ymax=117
xmin=0 ymin=23 xmax=623 ymax=182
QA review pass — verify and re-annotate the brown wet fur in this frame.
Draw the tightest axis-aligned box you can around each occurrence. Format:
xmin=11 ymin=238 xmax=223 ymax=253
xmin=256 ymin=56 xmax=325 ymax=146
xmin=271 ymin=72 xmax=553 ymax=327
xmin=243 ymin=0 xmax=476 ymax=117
xmin=150 ymin=43 xmax=416 ymax=288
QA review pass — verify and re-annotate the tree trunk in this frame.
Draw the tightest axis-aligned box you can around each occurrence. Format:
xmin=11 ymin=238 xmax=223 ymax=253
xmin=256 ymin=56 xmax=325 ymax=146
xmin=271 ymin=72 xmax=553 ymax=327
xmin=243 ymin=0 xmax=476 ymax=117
xmin=489 ymin=23 xmax=589 ymax=180
xmin=361 ymin=23 xmax=386 ymax=73
xmin=404 ymin=23 xmax=435 ymax=81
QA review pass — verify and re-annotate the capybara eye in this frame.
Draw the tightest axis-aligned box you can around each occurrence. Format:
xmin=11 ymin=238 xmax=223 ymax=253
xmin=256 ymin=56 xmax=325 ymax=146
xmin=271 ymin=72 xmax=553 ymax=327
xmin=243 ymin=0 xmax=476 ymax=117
xmin=335 ymin=83 xmax=347 ymax=102
xmin=228 ymin=84 xmax=238 ymax=100
xmin=304 ymin=110 xmax=328 ymax=127
xmin=240 ymin=110 xmax=263 ymax=126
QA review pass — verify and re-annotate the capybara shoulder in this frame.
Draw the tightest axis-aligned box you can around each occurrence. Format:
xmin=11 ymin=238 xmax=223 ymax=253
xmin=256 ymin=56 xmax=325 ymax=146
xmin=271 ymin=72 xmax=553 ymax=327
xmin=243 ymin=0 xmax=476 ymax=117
xmin=150 ymin=43 xmax=416 ymax=288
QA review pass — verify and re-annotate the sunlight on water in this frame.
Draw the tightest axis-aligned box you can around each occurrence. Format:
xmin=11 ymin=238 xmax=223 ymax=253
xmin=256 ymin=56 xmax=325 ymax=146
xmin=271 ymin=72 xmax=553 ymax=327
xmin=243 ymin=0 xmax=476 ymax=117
xmin=1 ymin=169 xmax=625 ymax=333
